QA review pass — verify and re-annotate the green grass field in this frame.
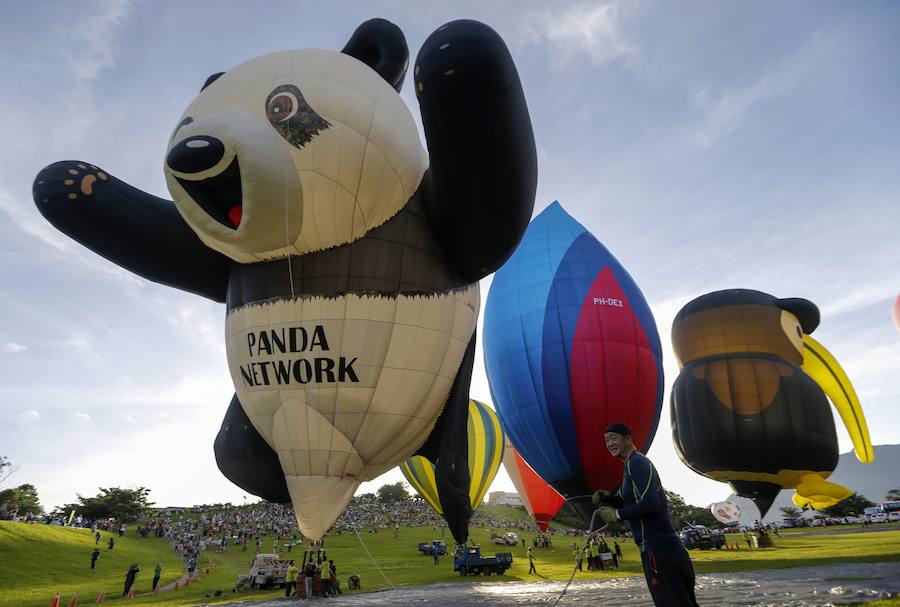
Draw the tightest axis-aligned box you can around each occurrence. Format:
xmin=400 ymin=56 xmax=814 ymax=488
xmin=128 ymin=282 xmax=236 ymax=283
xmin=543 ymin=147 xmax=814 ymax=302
xmin=2 ymin=517 xmax=898 ymax=607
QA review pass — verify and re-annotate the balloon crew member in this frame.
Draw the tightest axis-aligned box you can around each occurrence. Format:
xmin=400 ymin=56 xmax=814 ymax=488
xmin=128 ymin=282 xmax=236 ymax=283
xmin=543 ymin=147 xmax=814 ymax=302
xmin=91 ymin=548 xmax=101 ymax=569
xmin=152 ymin=563 xmax=162 ymax=591
xmin=592 ymin=423 xmax=699 ymax=607
xmin=527 ymin=546 xmax=537 ymax=574
xmin=328 ymin=559 xmax=340 ymax=595
xmin=285 ymin=560 xmax=299 ymax=597
xmin=304 ymin=559 xmax=316 ymax=598
xmin=122 ymin=563 xmax=139 ymax=597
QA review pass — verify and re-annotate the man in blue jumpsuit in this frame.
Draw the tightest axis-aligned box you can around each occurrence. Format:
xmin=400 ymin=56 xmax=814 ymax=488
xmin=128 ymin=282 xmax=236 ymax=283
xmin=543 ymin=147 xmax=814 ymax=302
xmin=592 ymin=423 xmax=699 ymax=606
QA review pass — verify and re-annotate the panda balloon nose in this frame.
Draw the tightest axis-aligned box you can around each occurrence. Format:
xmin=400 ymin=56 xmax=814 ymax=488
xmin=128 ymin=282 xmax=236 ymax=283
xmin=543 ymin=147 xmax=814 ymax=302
xmin=167 ymin=136 xmax=226 ymax=174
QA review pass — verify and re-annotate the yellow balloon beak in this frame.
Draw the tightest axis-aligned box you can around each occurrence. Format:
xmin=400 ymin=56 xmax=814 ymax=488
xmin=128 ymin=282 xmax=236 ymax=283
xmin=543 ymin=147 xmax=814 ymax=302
xmin=792 ymin=473 xmax=852 ymax=510
xmin=801 ymin=335 xmax=874 ymax=464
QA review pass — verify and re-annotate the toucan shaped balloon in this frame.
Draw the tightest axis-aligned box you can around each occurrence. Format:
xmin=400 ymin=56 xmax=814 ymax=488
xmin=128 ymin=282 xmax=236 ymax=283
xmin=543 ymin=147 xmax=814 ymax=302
xmin=32 ymin=19 xmax=536 ymax=540
xmin=670 ymin=289 xmax=873 ymax=517
xmin=483 ymin=201 xmax=664 ymax=523
xmin=400 ymin=399 xmax=504 ymax=543
xmin=502 ymin=438 xmax=566 ymax=532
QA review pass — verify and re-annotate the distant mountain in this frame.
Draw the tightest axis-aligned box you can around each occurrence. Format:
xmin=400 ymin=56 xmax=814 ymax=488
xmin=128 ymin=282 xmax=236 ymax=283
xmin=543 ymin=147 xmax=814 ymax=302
xmin=727 ymin=444 xmax=900 ymax=524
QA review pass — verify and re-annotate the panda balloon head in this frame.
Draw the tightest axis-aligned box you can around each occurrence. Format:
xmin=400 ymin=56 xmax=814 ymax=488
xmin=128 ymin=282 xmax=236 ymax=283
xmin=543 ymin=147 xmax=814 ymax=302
xmin=164 ymin=38 xmax=426 ymax=263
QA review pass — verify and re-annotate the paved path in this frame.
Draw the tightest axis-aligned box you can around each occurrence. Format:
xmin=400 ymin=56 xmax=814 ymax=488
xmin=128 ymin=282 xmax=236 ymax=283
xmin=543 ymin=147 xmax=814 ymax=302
xmin=205 ymin=561 xmax=900 ymax=606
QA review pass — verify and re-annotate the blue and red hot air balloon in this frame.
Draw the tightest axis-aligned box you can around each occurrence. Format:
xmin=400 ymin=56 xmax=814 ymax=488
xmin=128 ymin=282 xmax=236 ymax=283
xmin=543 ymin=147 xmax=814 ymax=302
xmin=484 ymin=201 xmax=663 ymax=522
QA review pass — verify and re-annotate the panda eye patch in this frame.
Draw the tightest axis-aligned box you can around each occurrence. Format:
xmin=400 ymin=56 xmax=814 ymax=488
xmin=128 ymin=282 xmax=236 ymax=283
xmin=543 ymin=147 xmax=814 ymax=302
xmin=267 ymin=93 xmax=298 ymax=123
xmin=264 ymin=84 xmax=332 ymax=149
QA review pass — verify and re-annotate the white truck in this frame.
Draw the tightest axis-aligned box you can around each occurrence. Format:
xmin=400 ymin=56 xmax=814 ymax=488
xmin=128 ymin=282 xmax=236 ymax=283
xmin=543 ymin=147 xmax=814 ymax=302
xmin=246 ymin=553 xmax=290 ymax=589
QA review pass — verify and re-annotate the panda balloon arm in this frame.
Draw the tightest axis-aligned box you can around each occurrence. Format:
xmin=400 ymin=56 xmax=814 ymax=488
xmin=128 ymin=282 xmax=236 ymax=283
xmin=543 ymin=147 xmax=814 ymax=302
xmin=33 ymin=160 xmax=231 ymax=303
xmin=414 ymin=332 xmax=477 ymax=544
xmin=214 ymin=394 xmax=291 ymax=504
xmin=415 ymin=20 xmax=537 ymax=282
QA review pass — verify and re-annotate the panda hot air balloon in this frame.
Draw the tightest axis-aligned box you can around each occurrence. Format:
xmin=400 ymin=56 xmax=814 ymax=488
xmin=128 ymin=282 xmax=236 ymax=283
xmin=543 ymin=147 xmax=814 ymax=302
xmin=502 ymin=438 xmax=565 ymax=532
xmin=400 ymin=399 xmax=504 ymax=543
xmin=671 ymin=289 xmax=874 ymax=517
xmin=32 ymin=19 xmax=537 ymax=540
xmin=484 ymin=201 xmax=664 ymax=522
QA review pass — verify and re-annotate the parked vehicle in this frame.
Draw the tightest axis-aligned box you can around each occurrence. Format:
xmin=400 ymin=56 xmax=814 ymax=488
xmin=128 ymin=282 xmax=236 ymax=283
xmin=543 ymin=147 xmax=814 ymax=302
xmin=453 ymin=545 xmax=512 ymax=576
xmin=841 ymin=515 xmax=861 ymax=524
xmin=869 ymin=513 xmax=888 ymax=523
xmin=418 ymin=540 xmax=448 ymax=556
xmin=679 ymin=525 xmax=725 ymax=550
xmin=247 ymin=553 xmax=290 ymax=589
xmin=491 ymin=532 xmax=519 ymax=546
xmin=888 ymin=512 xmax=900 ymax=523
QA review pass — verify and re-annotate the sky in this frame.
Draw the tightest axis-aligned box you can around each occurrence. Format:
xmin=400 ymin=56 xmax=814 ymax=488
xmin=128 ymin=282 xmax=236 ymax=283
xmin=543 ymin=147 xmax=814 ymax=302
xmin=1 ymin=1 xmax=898 ymax=515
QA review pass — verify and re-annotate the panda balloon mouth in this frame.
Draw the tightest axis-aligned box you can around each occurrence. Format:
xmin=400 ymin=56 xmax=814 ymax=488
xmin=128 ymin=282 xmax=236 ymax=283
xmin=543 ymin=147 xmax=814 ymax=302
xmin=176 ymin=157 xmax=243 ymax=229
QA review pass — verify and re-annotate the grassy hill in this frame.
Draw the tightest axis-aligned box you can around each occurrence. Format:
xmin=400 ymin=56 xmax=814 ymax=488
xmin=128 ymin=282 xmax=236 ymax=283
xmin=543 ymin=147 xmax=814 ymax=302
xmin=2 ymin=516 xmax=899 ymax=607
xmin=0 ymin=522 xmax=183 ymax=606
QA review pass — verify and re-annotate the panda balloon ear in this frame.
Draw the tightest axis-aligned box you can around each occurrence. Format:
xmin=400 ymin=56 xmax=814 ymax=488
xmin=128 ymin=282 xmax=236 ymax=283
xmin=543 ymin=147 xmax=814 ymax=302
xmin=202 ymin=72 xmax=225 ymax=91
xmin=342 ymin=19 xmax=409 ymax=92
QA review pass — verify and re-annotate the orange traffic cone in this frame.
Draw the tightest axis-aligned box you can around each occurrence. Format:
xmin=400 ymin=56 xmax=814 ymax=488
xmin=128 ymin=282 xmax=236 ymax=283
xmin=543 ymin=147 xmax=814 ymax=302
xmin=50 ymin=592 xmax=60 ymax=607
xmin=94 ymin=590 xmax=105 ymax=604
xmin=67 ymin=592 xmax=78 ymax=607
xmin=184 ymin=578 xmax=190 ymax=587
xmin=173 ymin=581 xmax=179 ymax=591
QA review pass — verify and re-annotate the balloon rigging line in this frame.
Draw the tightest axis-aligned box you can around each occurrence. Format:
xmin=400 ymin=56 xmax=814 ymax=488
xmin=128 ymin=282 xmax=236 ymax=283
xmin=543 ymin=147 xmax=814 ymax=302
xmin=347 ymin=510 xmax=396 ymax=590
xmin=551 ymin=516 xmax=606 ymax=607
xmin=285 ymin=161 xmax=296 ymax=301
xmin=325 ymin=459 xmax=396 ymax=590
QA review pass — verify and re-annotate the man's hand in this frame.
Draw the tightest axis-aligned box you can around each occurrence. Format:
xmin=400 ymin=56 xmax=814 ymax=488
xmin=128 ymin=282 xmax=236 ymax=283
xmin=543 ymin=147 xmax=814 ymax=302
xmin=592 ymin=490 xmax=616 ymax=506
xmin=597 ymin=506 xmax=619 ymax=525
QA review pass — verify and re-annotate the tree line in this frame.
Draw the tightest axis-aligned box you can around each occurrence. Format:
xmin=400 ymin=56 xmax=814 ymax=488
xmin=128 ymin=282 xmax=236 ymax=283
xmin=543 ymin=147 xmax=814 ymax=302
xmin=3 ymin=455 xmax=900 ymax=524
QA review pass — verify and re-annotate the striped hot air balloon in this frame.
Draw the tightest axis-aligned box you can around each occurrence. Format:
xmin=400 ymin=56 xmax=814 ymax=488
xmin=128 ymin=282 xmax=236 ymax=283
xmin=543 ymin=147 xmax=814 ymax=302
xmin=502 ymin=438 xmax=565 ymax=532
xmin=484 ymin=201 xmax=664 ymax=522
xmin=401 ymin=399 xmax=504 ymax=543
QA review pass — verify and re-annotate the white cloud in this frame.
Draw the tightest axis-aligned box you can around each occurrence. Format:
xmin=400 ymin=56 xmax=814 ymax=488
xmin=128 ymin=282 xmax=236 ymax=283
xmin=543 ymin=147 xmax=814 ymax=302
xmin=820 ymin=285 xmax=898 ymax=318
xmin=17 ymin=410 xmax=40 ymax=424
xmin=62 ymin=0 xmax=134 ymax=85
xmin=693 ymin=77 xmax=778 ymax=148
xmin=517 ymin=2 xmax=635 ymax=68
xmin=547 ymin=3 xmax=634 ymax=66
xmin=1 ymin=342 xmax=27 ymax=353
xmin=690 ymin=30 xmax=840 ymax=148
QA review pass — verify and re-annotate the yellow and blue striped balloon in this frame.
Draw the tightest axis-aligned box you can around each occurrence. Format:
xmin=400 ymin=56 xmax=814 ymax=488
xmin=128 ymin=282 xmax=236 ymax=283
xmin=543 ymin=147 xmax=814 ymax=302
xmin=401 ymin=399 xmax=504 ymax=514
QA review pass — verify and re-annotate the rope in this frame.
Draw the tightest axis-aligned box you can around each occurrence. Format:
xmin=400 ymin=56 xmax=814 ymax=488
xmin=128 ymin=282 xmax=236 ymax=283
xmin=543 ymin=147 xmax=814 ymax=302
xmin=550 ymin=507 xmax=607 ymax=607
xmin=284 ymin=165 xmax=295 ymax=300
xmin=323 ymin=458 xmax=395 ymax=590
xmin=344 ymin=506 xmax=396 ymax=590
